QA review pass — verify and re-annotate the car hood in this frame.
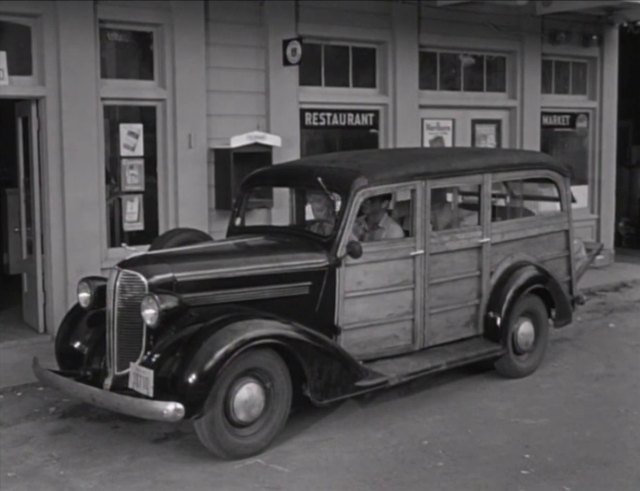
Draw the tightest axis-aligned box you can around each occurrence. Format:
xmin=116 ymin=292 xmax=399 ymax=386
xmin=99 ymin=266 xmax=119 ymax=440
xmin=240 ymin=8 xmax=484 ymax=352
xmin=117 ymin=234 xmax=330 ymax=287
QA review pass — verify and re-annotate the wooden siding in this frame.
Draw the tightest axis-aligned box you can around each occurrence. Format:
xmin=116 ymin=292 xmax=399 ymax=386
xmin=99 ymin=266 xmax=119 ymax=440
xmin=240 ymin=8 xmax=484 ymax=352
xmin=205 ymin=0 xmax=267 ymax=236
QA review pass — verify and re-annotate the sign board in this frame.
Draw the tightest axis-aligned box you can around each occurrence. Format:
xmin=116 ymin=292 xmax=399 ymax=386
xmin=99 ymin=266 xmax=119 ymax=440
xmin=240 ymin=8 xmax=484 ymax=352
xmin=283 ymin=37 xmax=303 ymax=66
xmin=541 ymin=112 xmax=589 ymax=130
xmin=121 ymin=158 xmax=145 ymax=192
xmin=0 ymin=52 xmax=9 ymax=86
xmin=300 ymin=109 xmax=379 ymax=130
xmin=119 ymin=123 xmax=144 ymax=156
xmin=121 ymin=194 xmax=144 ymax=231
xmin=422 ymin=119 xmax=454 ymax=147
xmin=229 ymin=131 xmax=281 ymax=148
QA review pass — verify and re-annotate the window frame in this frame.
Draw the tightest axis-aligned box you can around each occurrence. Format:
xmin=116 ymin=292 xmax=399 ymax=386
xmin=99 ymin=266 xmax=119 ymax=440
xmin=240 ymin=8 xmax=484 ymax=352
xmin=0 ymin=14 xmax=43 ymax=86
xmin=541 ymin=56 xmax=594 ymax=99
xmin=419 ymin=48 xmax=510 ymax=96
xmin=299 ymin=39 xmax=382 ymax=94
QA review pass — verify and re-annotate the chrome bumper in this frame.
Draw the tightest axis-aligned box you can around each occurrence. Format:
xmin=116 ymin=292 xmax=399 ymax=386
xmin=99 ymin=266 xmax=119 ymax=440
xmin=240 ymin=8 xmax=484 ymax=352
xmin=32 ymin=358 xmax=185 ymax=422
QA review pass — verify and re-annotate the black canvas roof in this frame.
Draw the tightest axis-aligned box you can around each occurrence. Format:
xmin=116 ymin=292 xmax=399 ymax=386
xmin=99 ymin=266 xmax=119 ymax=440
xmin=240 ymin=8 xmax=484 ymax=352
xmin=242 ymin=148 xmax=569 ymax=193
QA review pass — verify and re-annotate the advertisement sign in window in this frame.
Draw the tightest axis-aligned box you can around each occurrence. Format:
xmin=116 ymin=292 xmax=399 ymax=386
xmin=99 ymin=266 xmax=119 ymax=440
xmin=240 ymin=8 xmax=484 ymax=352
xmin=422 ymin=119 xmax=454 ymax=147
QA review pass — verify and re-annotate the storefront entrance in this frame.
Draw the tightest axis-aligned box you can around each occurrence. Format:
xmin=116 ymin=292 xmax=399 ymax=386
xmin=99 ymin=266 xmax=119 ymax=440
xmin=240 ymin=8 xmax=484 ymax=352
xmin=0 ymin=99 xmax=45 ymax=340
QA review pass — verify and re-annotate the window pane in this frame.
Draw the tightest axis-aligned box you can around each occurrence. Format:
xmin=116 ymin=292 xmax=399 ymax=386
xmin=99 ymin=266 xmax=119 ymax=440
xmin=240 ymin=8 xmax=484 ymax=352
xmin=521 ymin=179 xmax=562 ymax=214
xmin=431 ymin=186 xmax=480 ymax=231
xmin=104 ymin=105 xmax=158 ymax=247
xmin=486 ymin=55 xmax=506 ymax=92
xmin=419 ymin=51 xmax=438 ymax=90
xmin=571 ymin=61 xmax=588 ymax=95
xmin=439 ymin=53 xmax=461 ymax=91
xmin=324 ymin=45 xmax=349 ymax=87
xmin=462 ymin=54 xmax=484 ymax=92
xmin=100 ymin=27 xmax=154 ymax=80
xmin=541 ymin=59 xmax=553 ymax=94
xmin=0 ymin=20 xmax=32 ymax=76
xmin=299 ymin=42 xmax=322 ymax=86
xmin=554 ymin=61 xmax=570 ymax=94
xmin=352 ymin=46 xmax=376 ymax=88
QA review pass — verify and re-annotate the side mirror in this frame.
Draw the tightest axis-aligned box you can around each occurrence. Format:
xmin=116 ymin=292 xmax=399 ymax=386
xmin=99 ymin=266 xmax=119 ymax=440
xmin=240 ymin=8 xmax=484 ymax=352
xmin=346 ymin=240 xmax=363 ymax=259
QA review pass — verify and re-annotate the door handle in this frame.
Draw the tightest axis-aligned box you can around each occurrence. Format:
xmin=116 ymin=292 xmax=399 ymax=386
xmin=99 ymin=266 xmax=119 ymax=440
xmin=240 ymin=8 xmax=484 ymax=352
xmin=410 ymin=249 xmax=425 ymax=256
xmin=13 ymin=227 xmax=20 ymax=233
xmin=478 ymin=237 xmax=491 ymax=244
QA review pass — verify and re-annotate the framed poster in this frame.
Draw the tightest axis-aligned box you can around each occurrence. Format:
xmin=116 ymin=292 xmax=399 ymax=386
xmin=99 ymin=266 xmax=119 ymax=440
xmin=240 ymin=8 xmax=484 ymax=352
xmin=121 ymin=158 xmax=145 ymax=192
xmin=0 ymin=52 xmax=8 ymax=86
xmin=422 ymin=119 xmax=454 ymax=147
xmin=471 ymin=119 xmax=502 ymax=148
xmin=119 ymin=123 xmax=144 ymax=156
xmin=121 ymin=194 xmax=145 ymax=231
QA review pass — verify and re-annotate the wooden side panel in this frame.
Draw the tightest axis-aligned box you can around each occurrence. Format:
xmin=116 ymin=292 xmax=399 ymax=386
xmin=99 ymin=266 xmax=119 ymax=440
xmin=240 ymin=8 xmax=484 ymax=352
xmin=340 ymin=320 xmax=413 ymax=359
xmin=430 ymin=248 xmax=481 ymax=279
xmin=490 ymin=230 xmax=569 ymax=271
xmin=342 ymin=287 xmax=414 ymax=326
xmin=429 ymin=276 xmax=481 ymax=310
xmin=427 ymin=305 xmax=478 ymax=346
xmin=345 ymin=258 xmax=414 ymax=292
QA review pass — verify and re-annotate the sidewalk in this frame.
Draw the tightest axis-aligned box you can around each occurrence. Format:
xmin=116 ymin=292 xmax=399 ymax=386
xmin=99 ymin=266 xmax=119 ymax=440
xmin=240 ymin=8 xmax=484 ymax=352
xmin=1 ymin=255 xmax=639 ymax=392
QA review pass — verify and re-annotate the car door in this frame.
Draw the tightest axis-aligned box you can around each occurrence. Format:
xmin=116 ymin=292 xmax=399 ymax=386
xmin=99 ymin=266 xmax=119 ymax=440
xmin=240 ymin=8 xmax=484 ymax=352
xmin=335 ymin=183 xmax=424 ymax=360
xmin=424 ymin=175 xmax=489 ymax=347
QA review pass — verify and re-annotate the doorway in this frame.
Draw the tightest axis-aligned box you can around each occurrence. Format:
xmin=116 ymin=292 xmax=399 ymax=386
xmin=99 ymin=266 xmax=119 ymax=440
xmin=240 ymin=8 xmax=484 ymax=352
xmin=0 ymin=98 xmax=45 ymax=341
xmin=420 ymin=108 xmax=511 ymax=148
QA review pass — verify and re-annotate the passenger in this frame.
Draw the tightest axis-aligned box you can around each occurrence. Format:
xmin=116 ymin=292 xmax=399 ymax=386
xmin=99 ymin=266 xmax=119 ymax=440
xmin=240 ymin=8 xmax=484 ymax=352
xmin=306 ymin=190 xmax=336 ymax=236
xmin=352 ymin=194 xmax=404 ymax=242
xmin=430 ymin=188 xmax=456 ymax=231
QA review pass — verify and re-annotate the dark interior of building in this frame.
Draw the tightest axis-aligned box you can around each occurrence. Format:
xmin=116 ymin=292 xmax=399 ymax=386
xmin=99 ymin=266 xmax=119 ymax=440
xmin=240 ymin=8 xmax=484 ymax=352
xmin=616 ymin=24 xmax=640 ymax=251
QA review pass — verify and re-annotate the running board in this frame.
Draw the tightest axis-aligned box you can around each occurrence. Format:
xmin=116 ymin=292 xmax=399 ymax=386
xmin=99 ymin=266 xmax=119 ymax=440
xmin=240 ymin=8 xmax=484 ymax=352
xmin=356 ymin=337 xmax=504 ymax=388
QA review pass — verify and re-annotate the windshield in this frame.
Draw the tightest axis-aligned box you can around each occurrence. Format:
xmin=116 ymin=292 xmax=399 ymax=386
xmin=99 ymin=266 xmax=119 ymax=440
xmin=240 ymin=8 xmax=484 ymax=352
xmin=233 ymin=185 xmax=343 ymax=238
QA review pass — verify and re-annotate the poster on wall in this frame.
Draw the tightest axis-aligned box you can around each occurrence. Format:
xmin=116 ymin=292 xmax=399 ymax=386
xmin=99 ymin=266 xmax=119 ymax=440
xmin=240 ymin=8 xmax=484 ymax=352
xmin=121 ymin=194 xmax=145 ymax=231
xmin=471 ymin=119 xmax=502 ymax=148
xmin=541 ymin=111 xmax=590 ymax=209
xmin=119 ymin=123 xmax=144 ymax=156
xmin=422 ymin=119 xmax=454 ymax=147
xmin=0 ymin=52 xmax=9 ymax=86
xmin=120 ymin=158 xmax=145 ymax=192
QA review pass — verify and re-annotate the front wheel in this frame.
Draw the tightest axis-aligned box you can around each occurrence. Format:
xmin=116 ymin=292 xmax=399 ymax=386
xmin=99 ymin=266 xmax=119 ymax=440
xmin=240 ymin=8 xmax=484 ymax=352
xmin=494 ymin=294 xmax=549 ymax=379
xmin=194 ymin=349 xmax=292 ymax=460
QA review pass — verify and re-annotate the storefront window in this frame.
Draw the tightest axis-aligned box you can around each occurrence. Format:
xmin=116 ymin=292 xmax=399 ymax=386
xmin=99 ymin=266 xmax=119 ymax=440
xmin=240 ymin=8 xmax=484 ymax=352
xmin=540 ymin=111 xmax=590 ymax=209
xmin=0 ymin=19 xmax=32 ymax=76
xmin=300 ymin=42 xmax=377 ymax=89
xmin=300 ymin=108 xmax=379 ymax=157
xmin=103 ymin=105 xmax=158 ymax=247
xmin=420 ymin=49 xmax=507 ymax=93
xmin=541 ymin=58 xmax=589 ymax=96
xmin=100 ymin=26 xmax=154 ymax=80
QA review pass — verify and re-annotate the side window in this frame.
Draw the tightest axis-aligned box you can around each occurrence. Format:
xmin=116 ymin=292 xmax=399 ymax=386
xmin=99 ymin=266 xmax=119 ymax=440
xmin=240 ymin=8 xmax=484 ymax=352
xmin=352 ymin=189 xmax=414 ymax=242
xmin=430 ymin=185 xmax=481 ymax=232
xmin=491 ymin=178 xmax=562 ymax=222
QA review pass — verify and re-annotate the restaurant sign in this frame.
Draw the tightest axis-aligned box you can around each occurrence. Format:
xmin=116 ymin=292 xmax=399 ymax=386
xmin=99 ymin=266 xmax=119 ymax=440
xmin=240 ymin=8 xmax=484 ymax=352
xmin=300 ymin=109 xmax=379 ymax=130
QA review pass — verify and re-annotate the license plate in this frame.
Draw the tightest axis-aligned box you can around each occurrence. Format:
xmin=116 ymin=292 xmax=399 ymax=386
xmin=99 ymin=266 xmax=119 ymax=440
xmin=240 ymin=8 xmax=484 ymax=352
xmin=128 ymin=363 xmax=154 ymax=397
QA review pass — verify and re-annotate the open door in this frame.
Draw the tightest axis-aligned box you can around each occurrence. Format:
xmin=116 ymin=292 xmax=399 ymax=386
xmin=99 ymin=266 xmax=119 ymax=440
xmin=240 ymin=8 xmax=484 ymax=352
xmin=14 ymin=100 xmax=44 ymax=332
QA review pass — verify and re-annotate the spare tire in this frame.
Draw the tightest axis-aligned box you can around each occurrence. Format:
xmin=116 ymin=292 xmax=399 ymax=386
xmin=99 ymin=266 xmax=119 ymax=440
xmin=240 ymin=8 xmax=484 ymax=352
xmin=148 ymin=227 xmax=213 ymax=251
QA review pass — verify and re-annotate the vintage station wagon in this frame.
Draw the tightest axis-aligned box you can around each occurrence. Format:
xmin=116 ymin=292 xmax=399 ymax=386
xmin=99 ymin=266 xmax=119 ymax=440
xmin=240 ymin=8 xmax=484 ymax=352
xmin=34 ymin=148 xmax=599 ymax=459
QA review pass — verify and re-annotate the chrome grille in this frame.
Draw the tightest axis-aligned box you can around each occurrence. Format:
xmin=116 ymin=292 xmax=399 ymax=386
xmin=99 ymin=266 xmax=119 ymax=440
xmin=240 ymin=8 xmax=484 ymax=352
xmin=105 ymin=269 xmax=148 ymax=380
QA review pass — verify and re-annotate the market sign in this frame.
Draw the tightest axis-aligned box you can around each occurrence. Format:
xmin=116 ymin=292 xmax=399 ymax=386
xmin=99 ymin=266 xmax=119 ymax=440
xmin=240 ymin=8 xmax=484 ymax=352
xmin=541 ymin=112 xmax=589 ymax=130
xmin=300 ymin=109 xmax=379 ymax=130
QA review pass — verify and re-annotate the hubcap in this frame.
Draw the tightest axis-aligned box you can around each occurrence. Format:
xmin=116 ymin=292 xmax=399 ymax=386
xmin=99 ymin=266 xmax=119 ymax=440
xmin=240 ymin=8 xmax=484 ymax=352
xmin=513 ymin=318 xmax=536 ymax=354
xmin=229 ymin=377 xmax=267 ymax=425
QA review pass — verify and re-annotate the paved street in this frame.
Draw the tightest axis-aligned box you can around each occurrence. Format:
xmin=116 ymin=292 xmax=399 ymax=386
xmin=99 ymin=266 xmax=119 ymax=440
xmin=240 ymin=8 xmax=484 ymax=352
xmin=1 ymin=283 xmax=639 ymax=491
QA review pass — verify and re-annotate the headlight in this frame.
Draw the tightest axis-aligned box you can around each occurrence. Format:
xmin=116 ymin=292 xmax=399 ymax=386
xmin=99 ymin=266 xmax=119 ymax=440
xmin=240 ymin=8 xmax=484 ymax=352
xmin=141 ymin=295 xmax=161 ymax=328
xmin=77 ymin=280 xmax=93 ymax=309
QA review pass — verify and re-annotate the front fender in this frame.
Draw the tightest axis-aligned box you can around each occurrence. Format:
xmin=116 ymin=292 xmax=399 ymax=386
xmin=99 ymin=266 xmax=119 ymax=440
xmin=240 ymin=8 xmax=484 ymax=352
xmin=485 ymin=262 xmax=573 ymax=343
xmin=54 ymin=304 xmax=106 ymax=374
xmin=156 ymin=313 xmax=367 ymax=418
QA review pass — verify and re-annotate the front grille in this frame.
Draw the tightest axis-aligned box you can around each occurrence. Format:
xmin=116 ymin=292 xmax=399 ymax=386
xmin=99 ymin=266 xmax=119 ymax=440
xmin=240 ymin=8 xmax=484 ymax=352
xmin=106 ymin=268 xmax=148 ymax=378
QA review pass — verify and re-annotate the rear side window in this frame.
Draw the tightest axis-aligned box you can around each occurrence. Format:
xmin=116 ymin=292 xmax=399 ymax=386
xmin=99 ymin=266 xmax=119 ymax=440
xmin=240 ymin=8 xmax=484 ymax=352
xmin=491 ymin=178 xmax=562 ymax=222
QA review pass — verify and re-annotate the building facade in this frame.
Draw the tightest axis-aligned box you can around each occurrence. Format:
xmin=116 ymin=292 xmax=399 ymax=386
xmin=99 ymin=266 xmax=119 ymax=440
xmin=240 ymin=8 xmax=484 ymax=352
xmin=0 ymin=0 xmax=637 ymax=336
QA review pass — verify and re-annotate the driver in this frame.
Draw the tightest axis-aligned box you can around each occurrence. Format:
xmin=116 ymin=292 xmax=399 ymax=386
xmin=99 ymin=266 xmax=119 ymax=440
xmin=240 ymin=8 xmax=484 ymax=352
xmin=306 ymin=190 xmax=336 ymax=236
xmin=352 ymin=194 xmax=404 ymax=242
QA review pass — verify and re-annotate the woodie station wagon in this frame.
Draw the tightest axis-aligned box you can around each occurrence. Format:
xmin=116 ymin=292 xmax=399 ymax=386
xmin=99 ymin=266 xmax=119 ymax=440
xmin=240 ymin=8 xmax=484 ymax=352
xmin=34 ymin=148 xmax=598 ymax=459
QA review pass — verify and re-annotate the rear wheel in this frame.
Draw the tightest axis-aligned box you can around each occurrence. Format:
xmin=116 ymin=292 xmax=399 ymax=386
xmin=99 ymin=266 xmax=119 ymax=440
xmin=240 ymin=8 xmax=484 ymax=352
xmin=194 ymin=349 xmax=292 ymax=460
xmin=494 ymin=294 xmax=549 ymax=379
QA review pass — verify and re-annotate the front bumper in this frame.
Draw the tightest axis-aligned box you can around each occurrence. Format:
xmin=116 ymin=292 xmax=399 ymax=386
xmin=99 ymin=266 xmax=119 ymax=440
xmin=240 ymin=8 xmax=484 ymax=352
xmin=32 ymin=357 xmax=185 ymax=422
